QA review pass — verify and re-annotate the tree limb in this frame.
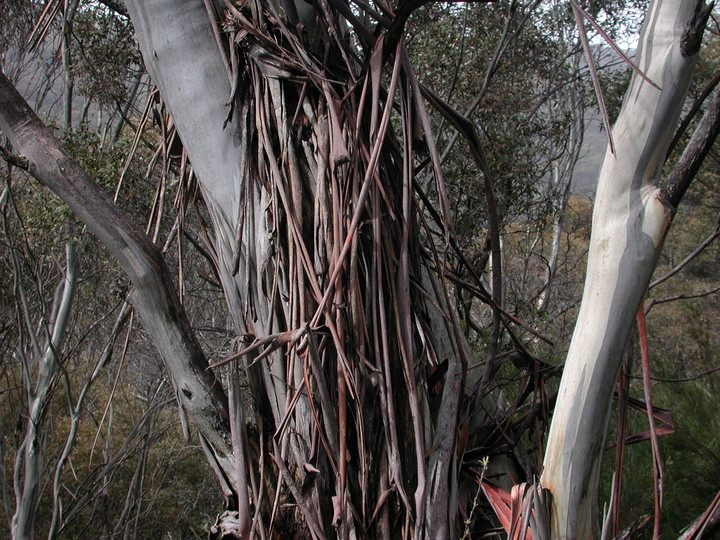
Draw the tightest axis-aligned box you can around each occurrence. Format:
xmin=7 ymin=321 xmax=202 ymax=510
xmin=0 ymin=69 xmax=237 ymax=496
xmin=662 ymin=87 xmax=720 ymax=210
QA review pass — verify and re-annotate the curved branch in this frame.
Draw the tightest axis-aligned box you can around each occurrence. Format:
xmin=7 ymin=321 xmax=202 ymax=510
xmin=662 ymin=87 xmax=720 ymax=210
xmin=0 ymin=70 xmax=236 ymax=494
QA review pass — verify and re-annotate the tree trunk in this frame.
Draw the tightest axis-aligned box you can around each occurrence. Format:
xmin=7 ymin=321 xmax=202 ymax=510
xmin=540 ymin=1 xmax=710 ymax=538
xmin=122 ymin=0 xmax=486 ymax=535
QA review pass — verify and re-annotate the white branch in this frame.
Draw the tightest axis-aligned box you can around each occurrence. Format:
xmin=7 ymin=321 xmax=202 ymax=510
xmin=541 ymin=1 xmax=707 ymax=538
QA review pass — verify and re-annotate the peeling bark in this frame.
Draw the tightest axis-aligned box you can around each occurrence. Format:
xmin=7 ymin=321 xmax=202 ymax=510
xmin=9 ymin=0 xmax=711 ymax=536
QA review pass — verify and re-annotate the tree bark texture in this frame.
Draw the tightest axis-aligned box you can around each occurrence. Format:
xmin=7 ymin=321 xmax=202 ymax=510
xmin=7 ymin=0 xmax=715 ymax=537
xmin=541 ymin=1 xmax=710 ymax=538
xmin=123 ymin=0 xmax=489 ymax=536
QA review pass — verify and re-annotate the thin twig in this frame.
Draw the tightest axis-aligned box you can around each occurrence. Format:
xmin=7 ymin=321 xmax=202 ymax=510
xmin=636 ymin=305 xmax=664 ymax=540
xmin=645 ymin=286 xmax=720 ymax=314
xmin=650 ymin=212 xmax=720 ymax=289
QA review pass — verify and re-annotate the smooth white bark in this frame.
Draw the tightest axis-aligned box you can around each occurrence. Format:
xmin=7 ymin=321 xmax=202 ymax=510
xmin=125 ymin=0 xmax=242 ymax=226
xmin=541 ymin=1 xmax=704 ymax=538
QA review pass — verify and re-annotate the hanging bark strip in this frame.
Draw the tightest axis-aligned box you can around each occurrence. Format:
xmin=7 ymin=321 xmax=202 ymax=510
xmin=605 ymin=346 xmax=632 ymax=540
xmin=636 ymin=305 xmax=664 ymax=539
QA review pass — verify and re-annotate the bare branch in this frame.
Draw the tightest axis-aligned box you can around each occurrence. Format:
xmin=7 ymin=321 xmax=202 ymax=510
xmin=663 ymin=87 xmax=720 ymax=210
xmin=0 ymin=144 xmax=28 ymax=170
xmin=650 ymin=212 xmax=720 ymax=289
xmin=0 ymin=69 xmax=236 ymax=492
xmin=645 ymin=285 xmax=720 ymax=314
xmin=668 ymin=70 xmax=720 ymax=155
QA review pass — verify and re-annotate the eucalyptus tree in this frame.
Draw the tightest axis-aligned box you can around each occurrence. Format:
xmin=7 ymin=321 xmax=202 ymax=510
xmin=542 ymin=1 xmax=718 ymax=537
xmin=0 ymin=0 xmax=719 ymax=539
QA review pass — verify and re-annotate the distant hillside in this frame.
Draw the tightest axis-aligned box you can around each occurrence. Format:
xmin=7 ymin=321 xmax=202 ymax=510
xmin=572 ymin=113 xmax=607 ymax=196
xmin=571 ymin=45 xmax=635 ymax=197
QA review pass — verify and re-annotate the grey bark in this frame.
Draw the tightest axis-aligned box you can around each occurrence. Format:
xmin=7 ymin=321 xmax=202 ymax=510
xmin=0 ymin=70 xmax=237 ymax=496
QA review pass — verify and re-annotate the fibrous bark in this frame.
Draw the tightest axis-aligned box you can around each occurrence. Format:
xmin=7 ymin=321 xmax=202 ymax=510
xmin=122 ymin=0 xmax=498 ymax=536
